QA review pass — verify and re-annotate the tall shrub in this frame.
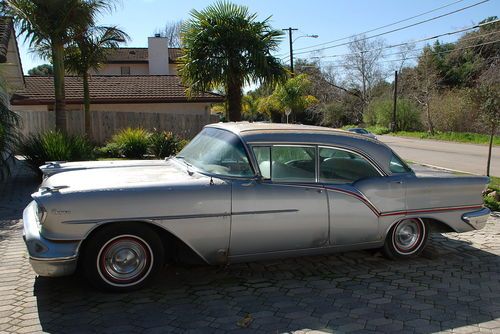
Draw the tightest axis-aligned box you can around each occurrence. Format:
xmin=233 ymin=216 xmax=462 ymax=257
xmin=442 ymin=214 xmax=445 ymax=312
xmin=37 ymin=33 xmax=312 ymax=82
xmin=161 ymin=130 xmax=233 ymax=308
xmin=365 ymin=97 xmax=421 ymax=131
xmin=18 ymin=131 xmax=94 ymax=174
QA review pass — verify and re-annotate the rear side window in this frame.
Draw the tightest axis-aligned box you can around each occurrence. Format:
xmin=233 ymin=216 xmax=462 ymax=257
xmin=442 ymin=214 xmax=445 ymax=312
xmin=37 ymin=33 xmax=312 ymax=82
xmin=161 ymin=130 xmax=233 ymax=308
xmin=389 ymin=153 xmax=412 ymax=173
xmin=319 ymin=147 xmax=380 ymax=184
xmin=253 ymin=145 xmax=316 ymax=182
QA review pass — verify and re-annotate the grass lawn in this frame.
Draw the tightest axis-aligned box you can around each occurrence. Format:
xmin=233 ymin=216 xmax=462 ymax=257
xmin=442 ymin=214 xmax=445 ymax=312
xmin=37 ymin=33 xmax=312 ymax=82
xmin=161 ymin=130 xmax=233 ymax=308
xmin=388 ymin=131 xmax=500 ymax=146
xmin=341 ymin=125 xmax=499 ymax=145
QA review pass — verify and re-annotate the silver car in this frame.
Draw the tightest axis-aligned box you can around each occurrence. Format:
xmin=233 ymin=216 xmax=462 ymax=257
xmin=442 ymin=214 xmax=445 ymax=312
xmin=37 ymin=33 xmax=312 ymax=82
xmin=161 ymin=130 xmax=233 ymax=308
xmin=23 ymin=122 xmax=490 ymax=291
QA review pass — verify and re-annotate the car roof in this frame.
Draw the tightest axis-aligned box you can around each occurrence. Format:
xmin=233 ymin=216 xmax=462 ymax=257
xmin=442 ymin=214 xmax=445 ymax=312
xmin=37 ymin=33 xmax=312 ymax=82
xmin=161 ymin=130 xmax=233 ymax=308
xmin=206 ymin=122 xmax=398 ymax=175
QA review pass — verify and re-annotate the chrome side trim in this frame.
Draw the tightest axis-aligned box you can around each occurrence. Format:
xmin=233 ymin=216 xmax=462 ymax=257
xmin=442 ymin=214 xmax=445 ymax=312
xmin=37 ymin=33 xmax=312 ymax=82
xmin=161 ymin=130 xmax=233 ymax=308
xmin=63 ymin=212 xmax=231 ymax=224
xmin=232 ymin=209 xmax=299 ymax=215
xmin=64 ymin=209 xmax=299 ymax=225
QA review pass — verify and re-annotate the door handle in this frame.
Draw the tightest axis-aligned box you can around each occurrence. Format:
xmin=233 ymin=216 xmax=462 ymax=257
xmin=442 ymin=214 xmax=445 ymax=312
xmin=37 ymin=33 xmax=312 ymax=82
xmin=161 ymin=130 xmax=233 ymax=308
xmin=241 ymin=181 xmax=255 ymax=187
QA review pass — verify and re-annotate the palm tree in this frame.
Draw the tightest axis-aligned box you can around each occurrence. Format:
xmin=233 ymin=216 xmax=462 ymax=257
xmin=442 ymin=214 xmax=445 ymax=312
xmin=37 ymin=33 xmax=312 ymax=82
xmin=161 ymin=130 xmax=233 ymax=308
xmin=0 ymin=70 xmax=20 ymax=180
xmin=6 ymin=0 xmax=114 ymax=133
xmin=179 ymin=1 xmax=287 ymax=121
xmin=271 ymin=74 xmax=318 ymax=123
xmin=65 ymin=26 xmax=128 ymax=138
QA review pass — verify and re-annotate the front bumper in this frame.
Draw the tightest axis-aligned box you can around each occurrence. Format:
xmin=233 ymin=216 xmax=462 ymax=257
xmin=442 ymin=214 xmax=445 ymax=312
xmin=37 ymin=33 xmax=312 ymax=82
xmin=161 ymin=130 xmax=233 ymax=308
xmin=23 ymin=201 xmax=79 ymax=277
xmin=461 ymin=207 xmax=491 ymax=230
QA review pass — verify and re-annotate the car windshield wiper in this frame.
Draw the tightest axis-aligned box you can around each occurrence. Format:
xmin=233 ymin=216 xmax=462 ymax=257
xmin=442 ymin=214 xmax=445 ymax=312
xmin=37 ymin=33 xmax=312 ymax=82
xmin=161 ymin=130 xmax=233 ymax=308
xmin=175 ymin=156 xmax=192 ymax=167
xmin=175 ymin=156 xmax=196 ymax=175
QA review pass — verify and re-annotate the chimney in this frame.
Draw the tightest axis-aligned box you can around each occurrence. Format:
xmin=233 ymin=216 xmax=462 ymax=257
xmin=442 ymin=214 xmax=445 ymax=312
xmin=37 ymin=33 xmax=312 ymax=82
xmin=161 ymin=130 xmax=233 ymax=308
xmin=148 ymin=35 xmax=169 ymax=75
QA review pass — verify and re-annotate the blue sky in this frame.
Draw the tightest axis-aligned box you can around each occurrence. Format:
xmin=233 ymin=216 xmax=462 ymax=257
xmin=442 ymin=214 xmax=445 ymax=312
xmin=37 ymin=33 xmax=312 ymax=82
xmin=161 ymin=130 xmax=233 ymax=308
xmin=18 ymin=0 xmax=499 ymax=74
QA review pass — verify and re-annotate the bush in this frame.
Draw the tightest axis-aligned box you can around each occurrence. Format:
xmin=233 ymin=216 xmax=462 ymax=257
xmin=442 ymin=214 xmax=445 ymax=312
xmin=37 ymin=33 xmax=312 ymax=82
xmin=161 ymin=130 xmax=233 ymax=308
xmin=430 ymin=90 xmax=479 ymax=133
xmin=319 ymin=102 xmax=348 ymax=128
xmin=484 ymin=195 xmax=500 ymax=211
xmin=148 ymin=130 xmax=183 ymax=158
xmin=96 ymin=142 xmax=122 ymax=158
xmin=18 ymin=131 xmax=95 ymax=174
xmin=106 ymin=128 xmax=151 ymax=159
xmin=365 ymin=97 xmax=421 ymax=131
xmin=366 ymin=126 xmax=391 ymax=135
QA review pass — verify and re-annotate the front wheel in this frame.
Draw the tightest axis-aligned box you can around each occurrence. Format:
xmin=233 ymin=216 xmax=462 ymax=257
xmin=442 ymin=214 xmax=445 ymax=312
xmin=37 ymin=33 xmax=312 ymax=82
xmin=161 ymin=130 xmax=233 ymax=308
xmin=383 ymin=218 xmax=429 ymax=260
xmin=82 ymin=223 xmax=164 ymax=291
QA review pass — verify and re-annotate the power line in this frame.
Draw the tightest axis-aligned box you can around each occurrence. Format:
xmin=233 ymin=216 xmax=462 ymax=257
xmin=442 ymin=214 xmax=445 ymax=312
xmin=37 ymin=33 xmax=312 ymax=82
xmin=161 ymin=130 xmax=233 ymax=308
xmin=305 ymin=21 xmax=499 ymax=61
xmin=381 ymin=30 xmax=499 ymax=58
xmin=313 ymin=38 xmax=500 ymax=68
xmin=291 ymin=0 xmax=469 ymax=53
xmin=291 ymin=0 xmax=490 ymax=57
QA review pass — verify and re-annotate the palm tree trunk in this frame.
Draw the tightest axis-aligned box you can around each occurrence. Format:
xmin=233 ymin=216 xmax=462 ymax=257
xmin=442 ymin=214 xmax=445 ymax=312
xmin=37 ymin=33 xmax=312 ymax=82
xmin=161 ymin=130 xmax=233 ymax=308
xmin=486 ymin=123 xmax=496 ymax=176
xmin=83 ymin=72 xmax=92 ymax=138
xmin=52 ymin=41 xmax=67 ymax=133
xmin=227 ymin=82 xmax=242 ymax=121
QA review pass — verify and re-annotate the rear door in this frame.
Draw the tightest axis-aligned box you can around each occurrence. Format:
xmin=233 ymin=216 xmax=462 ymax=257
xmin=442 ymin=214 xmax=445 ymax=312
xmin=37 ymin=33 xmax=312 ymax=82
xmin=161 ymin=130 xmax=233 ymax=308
xmin=318 ymin=146 xmax=405 ymax=245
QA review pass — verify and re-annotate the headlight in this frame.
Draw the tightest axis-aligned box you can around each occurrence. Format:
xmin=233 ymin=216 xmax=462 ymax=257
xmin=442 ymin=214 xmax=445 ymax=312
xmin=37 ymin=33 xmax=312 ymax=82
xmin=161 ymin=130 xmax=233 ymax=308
xmin=36 ymin=203 xmax=47 ymax=224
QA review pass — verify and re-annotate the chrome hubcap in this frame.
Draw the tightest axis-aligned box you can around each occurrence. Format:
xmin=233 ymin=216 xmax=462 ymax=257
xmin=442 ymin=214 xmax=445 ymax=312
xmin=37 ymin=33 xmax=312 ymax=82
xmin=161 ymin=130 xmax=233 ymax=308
xmin=101 ymin=238 xmax=149 ymax=282
xmin=394 ymin=220 xmax=420 ymax=251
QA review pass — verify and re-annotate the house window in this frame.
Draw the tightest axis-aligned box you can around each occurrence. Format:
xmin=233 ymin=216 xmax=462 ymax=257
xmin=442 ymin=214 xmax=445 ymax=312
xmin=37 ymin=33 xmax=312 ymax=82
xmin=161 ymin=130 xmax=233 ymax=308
xmin=120 ymin=66 xmax=130 ymax=75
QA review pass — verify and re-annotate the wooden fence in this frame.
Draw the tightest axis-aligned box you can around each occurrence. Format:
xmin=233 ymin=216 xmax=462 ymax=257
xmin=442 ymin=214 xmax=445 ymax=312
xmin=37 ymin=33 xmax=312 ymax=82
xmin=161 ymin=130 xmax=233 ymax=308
xmin=16 ymin=109 xmax=219 ymax=144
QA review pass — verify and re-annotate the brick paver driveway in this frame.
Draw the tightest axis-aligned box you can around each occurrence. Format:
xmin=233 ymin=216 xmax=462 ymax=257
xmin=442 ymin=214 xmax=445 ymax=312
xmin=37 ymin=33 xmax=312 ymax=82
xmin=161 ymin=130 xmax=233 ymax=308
xmin=1 ymin=168 xmax=499 ymax=334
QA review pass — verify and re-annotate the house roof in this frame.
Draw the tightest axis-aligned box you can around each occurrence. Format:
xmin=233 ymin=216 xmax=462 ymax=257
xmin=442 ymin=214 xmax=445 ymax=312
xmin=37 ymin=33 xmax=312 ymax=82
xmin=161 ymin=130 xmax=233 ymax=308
xmin=0 ymin=17 xmax=13 ymax=63
xmin=104 ymin=47 xmax=182 ymax=64
xmin=10 ymin=75 xmax=224 ymax=105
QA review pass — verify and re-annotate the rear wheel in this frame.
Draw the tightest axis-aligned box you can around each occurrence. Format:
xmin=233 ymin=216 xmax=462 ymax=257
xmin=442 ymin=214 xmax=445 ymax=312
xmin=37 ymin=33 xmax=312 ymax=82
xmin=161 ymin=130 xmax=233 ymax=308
xmin=383 ymin=218 xmax=428 ymax=259
xmin=82 ymin=223 xmax=164 ymax=291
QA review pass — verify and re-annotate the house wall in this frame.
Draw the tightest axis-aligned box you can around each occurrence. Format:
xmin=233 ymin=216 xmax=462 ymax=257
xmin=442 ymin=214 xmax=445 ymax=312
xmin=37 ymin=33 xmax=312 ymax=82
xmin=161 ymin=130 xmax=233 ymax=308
xmin=92 ymin=63 xmax=149 ymax=75
xmin=92 ymin=63 xmax=178 ymax=75
xmin=12 ymin=102 xmax=218 ymax=144
xmin=1 ymin=30 xmax=24 ymax=92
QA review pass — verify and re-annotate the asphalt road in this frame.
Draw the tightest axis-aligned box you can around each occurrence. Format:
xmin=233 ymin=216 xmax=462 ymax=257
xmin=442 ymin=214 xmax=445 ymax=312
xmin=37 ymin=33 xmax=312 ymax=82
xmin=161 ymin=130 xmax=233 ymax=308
xmin=378 ymin=135 xmax=500 ymax=177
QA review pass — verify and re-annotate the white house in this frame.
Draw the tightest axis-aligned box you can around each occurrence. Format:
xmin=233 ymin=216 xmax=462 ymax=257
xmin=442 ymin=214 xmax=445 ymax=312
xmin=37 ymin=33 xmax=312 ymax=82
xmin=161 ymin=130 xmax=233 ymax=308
xmin=6 ymin=30 xmax=223 ymax=142
xmin=0 ymin=16 xmax=24 ymax=92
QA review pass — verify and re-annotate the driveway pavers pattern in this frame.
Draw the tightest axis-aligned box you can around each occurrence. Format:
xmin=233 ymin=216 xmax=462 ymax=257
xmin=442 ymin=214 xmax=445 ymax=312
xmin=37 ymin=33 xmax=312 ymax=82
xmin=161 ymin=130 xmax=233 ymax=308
xmin=0 ymin=166 xmax=499 ymax=334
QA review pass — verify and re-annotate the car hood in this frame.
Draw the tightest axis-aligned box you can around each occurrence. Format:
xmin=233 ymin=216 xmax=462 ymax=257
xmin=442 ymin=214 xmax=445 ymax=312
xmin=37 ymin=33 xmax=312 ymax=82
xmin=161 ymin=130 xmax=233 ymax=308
xmin=39 ymin=159 xmax=170 ymax=177
xmin=40 ymin=159 xmax=204 ymax=193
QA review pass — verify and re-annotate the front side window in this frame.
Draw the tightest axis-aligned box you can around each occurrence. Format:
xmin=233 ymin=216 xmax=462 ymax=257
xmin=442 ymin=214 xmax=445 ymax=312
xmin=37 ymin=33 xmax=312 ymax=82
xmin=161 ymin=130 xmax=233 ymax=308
xmin=177 ymin=128 xmax=253 ymax=177
xmin=253 ymin=145 xmax=316 ymax=182
xmin=319 ymin=147 xmax=380 ymax=184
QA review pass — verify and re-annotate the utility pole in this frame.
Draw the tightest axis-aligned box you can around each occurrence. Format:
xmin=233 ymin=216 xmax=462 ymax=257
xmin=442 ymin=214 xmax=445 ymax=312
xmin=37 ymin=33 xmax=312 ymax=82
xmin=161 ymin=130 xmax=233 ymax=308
xmin=283 ymin=27 xmax=298 ymax=75
xmin=392 ymin=70 xmax=398 ymax=132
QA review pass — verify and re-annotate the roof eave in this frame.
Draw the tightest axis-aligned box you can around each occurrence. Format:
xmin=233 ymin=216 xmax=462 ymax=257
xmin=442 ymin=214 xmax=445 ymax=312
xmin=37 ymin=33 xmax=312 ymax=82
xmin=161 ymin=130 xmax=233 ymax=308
xmin=11 ymin=97 xmax=224 ymax=106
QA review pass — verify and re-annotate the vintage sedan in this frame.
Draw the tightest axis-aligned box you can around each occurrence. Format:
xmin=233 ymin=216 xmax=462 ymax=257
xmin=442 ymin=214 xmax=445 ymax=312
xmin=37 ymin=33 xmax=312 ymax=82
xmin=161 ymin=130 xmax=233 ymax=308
xmin=23 ymin=123 xmax=490 ymax=291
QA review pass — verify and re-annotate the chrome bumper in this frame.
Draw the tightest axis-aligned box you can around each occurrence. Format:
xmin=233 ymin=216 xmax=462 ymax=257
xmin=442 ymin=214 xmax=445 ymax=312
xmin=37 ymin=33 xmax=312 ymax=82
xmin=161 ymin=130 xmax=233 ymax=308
xmin=461 ymin=207 xmax=491 ymax=230
xmin=23 ymin=201 xmax=79 ymax=277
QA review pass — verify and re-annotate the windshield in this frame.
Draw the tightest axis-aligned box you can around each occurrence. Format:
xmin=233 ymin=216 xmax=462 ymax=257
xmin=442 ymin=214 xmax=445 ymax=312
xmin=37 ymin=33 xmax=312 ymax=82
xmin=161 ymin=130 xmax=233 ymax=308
xmin=177 ymin=127 xmax=254 ymax=177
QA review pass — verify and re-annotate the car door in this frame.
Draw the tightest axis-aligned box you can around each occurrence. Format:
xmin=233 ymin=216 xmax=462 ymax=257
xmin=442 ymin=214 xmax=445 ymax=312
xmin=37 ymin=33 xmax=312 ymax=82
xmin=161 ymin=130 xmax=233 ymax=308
xmin=230 ymin=145 xmax=329 ymax=257
xmin=318 ymin=146 xmax=405 ymax=245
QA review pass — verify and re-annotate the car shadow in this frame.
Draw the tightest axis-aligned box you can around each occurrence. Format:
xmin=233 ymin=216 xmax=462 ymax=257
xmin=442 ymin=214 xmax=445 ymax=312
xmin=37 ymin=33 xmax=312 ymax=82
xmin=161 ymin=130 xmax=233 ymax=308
xmin=34 ymin=234 xmax=500 ymax=333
